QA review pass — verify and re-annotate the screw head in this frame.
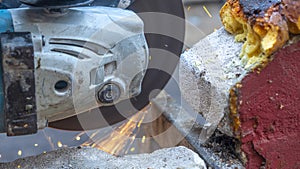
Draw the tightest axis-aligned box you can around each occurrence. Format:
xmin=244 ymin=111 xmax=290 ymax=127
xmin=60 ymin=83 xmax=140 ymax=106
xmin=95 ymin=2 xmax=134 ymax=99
xmin=97 ymin=83 xmax=121 ymax=104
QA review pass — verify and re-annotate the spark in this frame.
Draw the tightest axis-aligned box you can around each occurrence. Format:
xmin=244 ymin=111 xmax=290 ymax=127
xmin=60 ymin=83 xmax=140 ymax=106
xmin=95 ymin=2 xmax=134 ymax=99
xmin=203 ymin=5 xmax=213 ymax=18
xmin=34 ymin=144 xmax=38 ymax=147
xmin=57 ymin=141 xmax=63 ymax=148
xmin=130 ymin=147 xmax=135 ymax=152
xmin=119 ymin=119 xmax=135 ymax=134
xmin=90 ymin=130 xmax=100 ymax=139
xmin=43 ymin=151 xmax=47 ymax=154
xmin=17 ymin=150 xmax=22 ymax=156
xmin=75 ymin=136 xmax=81 ymax=141
xmin=142 ymin=136 xmax=146 ymax=143
xmin=75 ymin=132 xmax=85 ymax=138
xmin=42 ymin=130 xmax=54 ymax=150
xmin=81 ymin=104 xmax=151 ymax=156
xmin=17 ymin=165 xmax=21 ymax=168
xmin=137 ymin=111 xmax=146 ymax=128
xmin=187 ymin=6 xmax=191 ymax=11
xmin=80 ymin=139 xmax=93 ymax=147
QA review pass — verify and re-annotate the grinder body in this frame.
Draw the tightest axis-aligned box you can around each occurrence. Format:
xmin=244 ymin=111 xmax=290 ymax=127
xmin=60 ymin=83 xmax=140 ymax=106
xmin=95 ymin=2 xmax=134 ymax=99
xmin=0 ymin=6 xmax=148 ymax=136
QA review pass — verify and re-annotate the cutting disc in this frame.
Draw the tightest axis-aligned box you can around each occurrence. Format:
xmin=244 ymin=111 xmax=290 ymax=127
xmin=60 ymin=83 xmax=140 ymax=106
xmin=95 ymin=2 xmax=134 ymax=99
xmin=48 ymin=0 xmax=186 ymax=130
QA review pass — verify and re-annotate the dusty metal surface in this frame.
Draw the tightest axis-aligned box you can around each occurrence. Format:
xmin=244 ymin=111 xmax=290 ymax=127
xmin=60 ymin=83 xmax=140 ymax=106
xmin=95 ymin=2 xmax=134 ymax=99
xmin=0 ymin=32 xmax=37 ymax=136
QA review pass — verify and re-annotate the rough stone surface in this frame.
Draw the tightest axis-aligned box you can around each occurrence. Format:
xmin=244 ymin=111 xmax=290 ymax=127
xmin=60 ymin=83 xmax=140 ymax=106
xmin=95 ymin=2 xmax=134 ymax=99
xmin=0 ymin=146 xmax=206 ymax=169
xmin=235 ymin=41 xmax=300 ymax=169
xmin=179 ymin=28 xmax=249 ymax=139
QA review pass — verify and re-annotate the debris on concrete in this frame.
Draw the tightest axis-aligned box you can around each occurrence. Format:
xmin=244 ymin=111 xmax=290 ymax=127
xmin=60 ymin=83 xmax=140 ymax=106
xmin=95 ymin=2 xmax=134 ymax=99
xmin=203 ymin=130 xmax=241 ymax=163
xmin=0 ymin=146 xmax=207 ymax=169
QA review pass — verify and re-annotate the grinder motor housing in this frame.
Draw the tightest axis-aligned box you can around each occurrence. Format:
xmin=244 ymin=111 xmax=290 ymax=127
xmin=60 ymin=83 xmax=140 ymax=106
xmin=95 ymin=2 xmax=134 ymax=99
xmin=0 ymin=3 xmax=149 ymax=136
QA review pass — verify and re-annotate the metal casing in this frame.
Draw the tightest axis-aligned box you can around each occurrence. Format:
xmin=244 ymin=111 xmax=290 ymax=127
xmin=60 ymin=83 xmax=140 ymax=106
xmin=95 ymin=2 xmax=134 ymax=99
xmin=8 ymin=7 xmax=148 ymax=129
xmin=0 ymin=32 xmax=37 ymax=136
xmin=0 ymin=9 xmax=14 ymax=133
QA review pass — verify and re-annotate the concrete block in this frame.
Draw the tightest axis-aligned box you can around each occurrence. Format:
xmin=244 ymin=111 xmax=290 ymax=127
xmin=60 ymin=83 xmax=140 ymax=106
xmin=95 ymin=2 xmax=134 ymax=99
xmin=179 ymin=25 xmax=300 ymax=168
xmin=179 ymin=27 xmax=249 ymax=139
xmin=0 ymin=146 xmax=207 ymax=169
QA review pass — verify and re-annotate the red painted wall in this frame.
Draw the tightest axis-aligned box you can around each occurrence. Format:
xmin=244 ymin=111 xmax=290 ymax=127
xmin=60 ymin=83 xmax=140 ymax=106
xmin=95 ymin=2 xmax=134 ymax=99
xmin=236 ymin=41 xmax=300 ymax=168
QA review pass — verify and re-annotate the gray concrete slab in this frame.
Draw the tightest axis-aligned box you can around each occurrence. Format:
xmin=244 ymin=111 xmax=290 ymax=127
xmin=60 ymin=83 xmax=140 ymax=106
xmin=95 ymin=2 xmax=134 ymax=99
xmin=0 ymin=146 xmax=206 ymax=169
xmin=179 ymin=28 xmax=249 ymax=139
